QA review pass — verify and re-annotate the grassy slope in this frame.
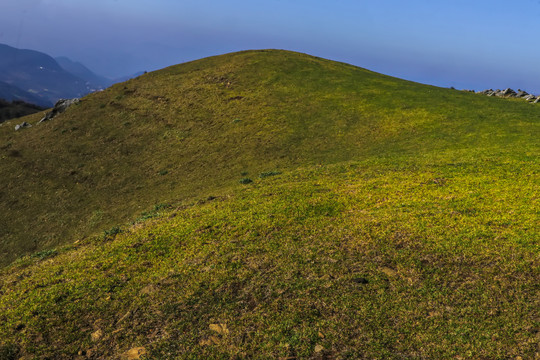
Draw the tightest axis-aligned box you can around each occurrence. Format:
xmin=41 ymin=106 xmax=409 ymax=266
xmin=0 ymin=49 xmax=538 ymax=266
xmin=0 ymin=50 xmax=538 ymax=358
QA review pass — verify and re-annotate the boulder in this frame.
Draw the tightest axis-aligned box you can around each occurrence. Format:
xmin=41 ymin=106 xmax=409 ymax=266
xmin=478 ymin=89 xmax=497 ymax=96
xmin=14 ymin=122 xmax=32 ymax=131
xmin=501 ymin=88 xmax=517 ymax=97
xmin=477 ymin=87 xmax=539 ymax=102
xmin=38 ymin=98 xmax=80 ymax=124
xmin=516 ymin=89 xmax=529 ymax=98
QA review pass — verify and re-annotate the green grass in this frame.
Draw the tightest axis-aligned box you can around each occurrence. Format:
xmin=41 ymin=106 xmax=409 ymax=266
xmin=0 ymin=50 xmax=538 ymax=358
xmin=0 ymin=49 xmax=538 ymax=266
xmin=0 ymin=156 xmax=538 ymax=358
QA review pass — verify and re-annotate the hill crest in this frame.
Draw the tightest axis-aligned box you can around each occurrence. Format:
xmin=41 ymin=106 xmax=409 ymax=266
xmin=0 ymin=49 xmax=538 ymax=267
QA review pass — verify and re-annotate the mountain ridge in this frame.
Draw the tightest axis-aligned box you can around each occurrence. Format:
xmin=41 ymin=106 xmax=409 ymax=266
xmin=55 ymin=56 xmax=113 ymax=91
xmin=0 ymin=44 xmax=103 ymax=106
xmin=0 ymin=79 xmax=48 ymax=107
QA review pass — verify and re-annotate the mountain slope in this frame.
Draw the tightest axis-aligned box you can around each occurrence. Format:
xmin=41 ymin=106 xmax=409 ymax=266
xmin=0 ymin=49 xmax=538 ymax=266
xmin=0 ymin=49 xmax=538 ymax=358
xmin=55 ymin=56 xmax=113 ymax=90
xmin=0 ymin=44 xmax=90 ymax=106
xmin=0 ymin=80 xmax=48 ymax=107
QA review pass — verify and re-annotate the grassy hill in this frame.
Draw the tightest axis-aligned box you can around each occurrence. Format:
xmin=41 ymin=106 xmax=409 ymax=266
xmin=0 ymin=50 xmax=538 ymax=358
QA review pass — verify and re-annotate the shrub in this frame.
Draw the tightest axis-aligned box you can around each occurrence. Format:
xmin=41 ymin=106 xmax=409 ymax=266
xmin=31 ymin=249 xmax=58 ymax=260
xmin=259 ymin=171 xmax=282 ymax=178
xmin=239 ymin=178 xmax=253 ymax=184
xmin=135 ymin=203 xmax=171 ymax=223
xmin=103 ymin=226 xmax=123 ymax=239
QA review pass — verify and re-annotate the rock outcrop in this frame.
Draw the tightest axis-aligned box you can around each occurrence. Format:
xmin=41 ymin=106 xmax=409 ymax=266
xmin=38 ymin=98 xmax=80 ymax=123
xmin=14 ymin=121 xmax=32 ymax=131
xmin=473 ymin=88 xmax=537 ymax=102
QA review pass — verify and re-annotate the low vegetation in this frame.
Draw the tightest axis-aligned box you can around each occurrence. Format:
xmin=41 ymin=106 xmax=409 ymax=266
xmin=1 ymin=155 xmax=538 ymax=358
xmin=0 ymin=50 xmax=538 ymax=358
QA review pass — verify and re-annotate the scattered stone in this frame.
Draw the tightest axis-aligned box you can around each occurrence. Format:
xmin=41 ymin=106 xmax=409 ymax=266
xmin=314 ymin=345 xmax=324 ymax=353
xmin=516 ymin=89 xmax=529 ymax=98
xmin=209 ymin=323 xmax=229 ymax=336
xmin=38 ymin=98 xmax=80 ymax=124
xmin=122 ymin=347 xmax=147 ymax=360
xmin=381 ymin=267 xmax=398 ymax=277
xmin=199 ymin=336 xmax=220 ymax=346
xmin=199 ymin=338 xmax=213 ymax=346
xmin=14 ymin=122 xmax=32 ymax=131
xmin=475 ymin=87 xmax=539 ymax=103
xmin=497 ymin=88 xmax=516 ymax=97
xmin=140 ymin=284 xmax=158 ymax=295
xmin=91 ymin=329 xmax=103 ymax=342
xmin=534 ymin=98 xmax=540 ymax=104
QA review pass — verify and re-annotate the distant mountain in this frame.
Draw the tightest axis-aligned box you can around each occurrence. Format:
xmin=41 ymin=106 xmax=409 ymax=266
xmin=112 ymin=71 xmax=146 ymax=84
xmin=55 ymin=56 xmax=113 ymax=90
xmin=0 ymin=80 xmax=48 ymax=107
xmin=0 ymin=43 xmax=90 ymax=106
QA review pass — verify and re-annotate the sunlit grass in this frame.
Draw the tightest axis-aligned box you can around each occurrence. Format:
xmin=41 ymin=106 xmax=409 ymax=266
xmin=0 ymin=50 xmax=538 ymax=358
xmin=0 ymin=155 xmax=538 ymax=358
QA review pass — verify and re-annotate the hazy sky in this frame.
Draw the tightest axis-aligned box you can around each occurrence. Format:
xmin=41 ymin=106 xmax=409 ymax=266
xmin=2 ymin=0 xmax=540 ymax=92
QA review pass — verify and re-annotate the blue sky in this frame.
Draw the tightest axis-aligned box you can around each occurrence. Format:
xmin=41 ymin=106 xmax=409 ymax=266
xmin=2 ymin=0 xmax=540 ymax=92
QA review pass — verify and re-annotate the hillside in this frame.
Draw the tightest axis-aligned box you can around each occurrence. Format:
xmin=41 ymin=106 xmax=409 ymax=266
xmin=0 ymin=50 xmax=538 ymax=358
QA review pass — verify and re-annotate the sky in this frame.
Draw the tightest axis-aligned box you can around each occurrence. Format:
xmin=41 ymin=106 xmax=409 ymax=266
xmin=2 ymin=0 xmax=540 ymax=92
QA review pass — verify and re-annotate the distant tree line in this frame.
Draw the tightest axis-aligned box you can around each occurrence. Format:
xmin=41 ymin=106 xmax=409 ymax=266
xmin=0 ymin=98 xmax=45 ymax=123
